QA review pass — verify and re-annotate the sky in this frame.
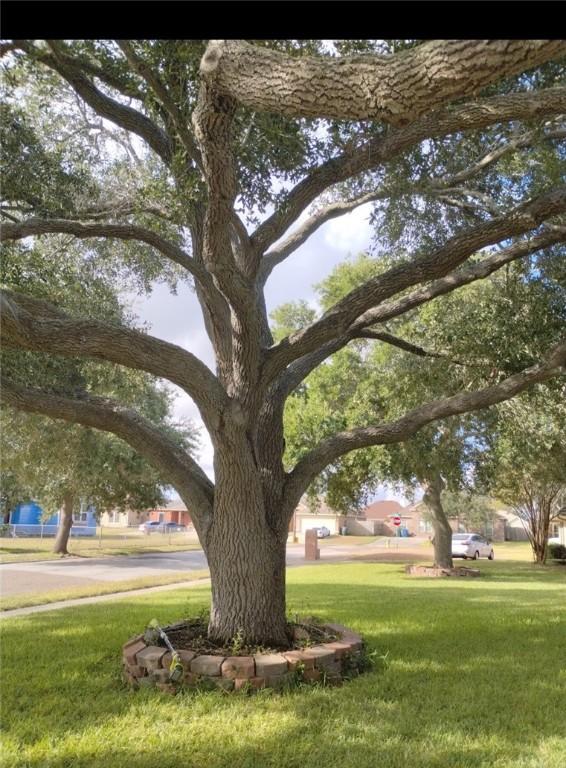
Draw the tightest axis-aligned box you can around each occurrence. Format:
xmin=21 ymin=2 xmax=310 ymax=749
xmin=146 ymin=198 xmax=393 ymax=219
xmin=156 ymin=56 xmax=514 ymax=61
xmin=129 ymin=202 xmax=414 ymax=507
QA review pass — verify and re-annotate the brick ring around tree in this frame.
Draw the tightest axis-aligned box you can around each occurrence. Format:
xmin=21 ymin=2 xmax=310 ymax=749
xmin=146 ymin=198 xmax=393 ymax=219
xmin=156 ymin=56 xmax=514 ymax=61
xmin=122 ymin=622 xmax=366 ymax=694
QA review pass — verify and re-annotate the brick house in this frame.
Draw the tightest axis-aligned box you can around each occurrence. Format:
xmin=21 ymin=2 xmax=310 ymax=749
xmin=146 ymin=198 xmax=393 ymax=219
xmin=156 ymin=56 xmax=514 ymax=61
xmin=147 ymin=499 xmax=192 ymax=527
xmin=99 ymin=508 xmax=151 ymax=527
xmin=354 ymin=498 xmax=509 ymax=540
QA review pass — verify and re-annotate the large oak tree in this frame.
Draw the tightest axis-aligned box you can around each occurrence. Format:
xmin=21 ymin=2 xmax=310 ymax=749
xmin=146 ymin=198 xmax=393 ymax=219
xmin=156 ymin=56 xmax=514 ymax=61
xmin=1 ymin=40 xmax=565 ymax=645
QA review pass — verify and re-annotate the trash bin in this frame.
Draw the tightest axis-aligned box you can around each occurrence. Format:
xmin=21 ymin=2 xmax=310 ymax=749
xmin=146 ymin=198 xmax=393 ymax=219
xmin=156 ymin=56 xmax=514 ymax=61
xmin=340 ymin=526 xmax=348 ymax=536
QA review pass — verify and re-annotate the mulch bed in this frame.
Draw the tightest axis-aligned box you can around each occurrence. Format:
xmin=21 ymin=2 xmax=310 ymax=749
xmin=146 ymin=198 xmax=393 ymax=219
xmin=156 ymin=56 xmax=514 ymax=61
xmin=145 ymin=617 xmax=339 ymax=656
xmin=405 ymin=564 xmax=481 ymax=578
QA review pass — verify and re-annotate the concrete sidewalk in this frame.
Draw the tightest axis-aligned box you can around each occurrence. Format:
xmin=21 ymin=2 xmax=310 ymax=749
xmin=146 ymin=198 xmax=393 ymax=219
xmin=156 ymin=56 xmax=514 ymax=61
xmin=0 ymin=539 xmax=430 ymax=618
xmin=0 ymin=549 xmax=209 ymax=597
xmin=0 ymin=577 xmax=212 ymax=620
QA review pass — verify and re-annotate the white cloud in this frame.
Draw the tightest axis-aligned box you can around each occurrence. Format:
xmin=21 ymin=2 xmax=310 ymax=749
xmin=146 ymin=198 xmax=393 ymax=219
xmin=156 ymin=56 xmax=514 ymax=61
xmin=322 ymin=203 xmax=373 ymax=253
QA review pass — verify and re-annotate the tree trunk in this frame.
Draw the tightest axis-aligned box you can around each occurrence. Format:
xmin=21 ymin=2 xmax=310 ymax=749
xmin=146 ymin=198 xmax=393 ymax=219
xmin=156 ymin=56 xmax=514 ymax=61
xmin=53 ymin=493 xmax=74 ymax=555
xmin=423 ymin=474 xmax=453 ymax=569
xmin=531 ymin=497 xmax=552 ymax=565
xmin=203 ymin=440 xmax=290 ymax=648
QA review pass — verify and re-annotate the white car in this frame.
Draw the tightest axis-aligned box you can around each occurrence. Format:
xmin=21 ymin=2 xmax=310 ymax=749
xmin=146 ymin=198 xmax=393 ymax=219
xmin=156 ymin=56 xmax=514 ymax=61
xmin=139 ymin=521 xmax=161 ymax=533
xmin=452 ymin=533 xmax=494 ymax=560
xmin=311 ymin=526 xmax=331 ymax=539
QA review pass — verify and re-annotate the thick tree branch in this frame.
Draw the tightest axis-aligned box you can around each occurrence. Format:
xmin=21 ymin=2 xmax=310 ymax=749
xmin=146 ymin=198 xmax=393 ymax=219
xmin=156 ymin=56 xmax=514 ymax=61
xmin=0 ymin=290 xmax=229 ymax=431
xmin=251 ymin=87 xmax=566 ymax=255
xmin=2 ymin=216 xmax=197 ymax=277
xmin=260 ymin=122 xmax=565 ymax=274
xmin=260 ymin=122 xmax=565 ymax=276
xmin=202 ymin=40 xmax=566 ymax=125
xmin=193 ymin=77 xmax=264 ymax=396
xmin=352 ymin=226 xmax=566 ymax=330
xmin=284 ymin=340 xmax=566 ymax=511
xmin=259 ymin=191 xmax=385 ymax=281
xmin=353 ymin=329 xmax=456 ymax=362
xmin=10 ymin=40 xmax=145 ymax=100
xmin=0 ymin=217 xmax=232 ymax=326
xmin=432 ymin=126 xmax=566 ymax=189
xmin=265 ymin=226 xmax=565 ymax=412
xmin=0 ymin=378 xmax=214 ymax=530
xmin=17 ymin=40 xmax=173 ymax=164
xmin=116 ymin=40 xmax=203 ymax=172
xmin=263 ymin=188 xmax=566 ymax=384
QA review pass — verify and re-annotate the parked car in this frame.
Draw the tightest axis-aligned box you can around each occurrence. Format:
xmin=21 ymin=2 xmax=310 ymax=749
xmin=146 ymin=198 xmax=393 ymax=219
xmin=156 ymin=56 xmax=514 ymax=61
xmin=157 ymin=522 xmax=187 ymax=533
xmin=312 ymin=526 xmax=331 ymax=539
xmin=452 ymin=533 xmax=494 ymax=560
xmin=138 ymin=521 xmax=161 ymax=533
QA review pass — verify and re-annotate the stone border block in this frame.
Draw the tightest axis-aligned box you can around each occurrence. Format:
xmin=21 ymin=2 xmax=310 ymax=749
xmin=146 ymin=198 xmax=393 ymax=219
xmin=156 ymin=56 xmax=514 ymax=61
xmin=324 ymin=641 xmax=352 ymax=658
xmin=302 ymin=668 xmax=322 ymax=682
xmin=254 ymin=653 xmax=288 ymax=677
xmin=302 ymin=645 xmax=338 ymax=670
xmin=123 ymin=621 xmax=367 ymax=693
xmin=123 ymin=639 xmax=146 ymax=666
xmin=190 ymin=655 xmax=224 ymax=676
xmin=265 ymin=672 xmax=294 ymax=690
xmin=283 ymin=650 xmax=315 ymax=670
xmin=151 ymin=669 xmax=170 ymax=684
xmin=222 ymin=656 xmax=255 ymax=679
xmin=136 ymin=646 xmax=166 ymax=671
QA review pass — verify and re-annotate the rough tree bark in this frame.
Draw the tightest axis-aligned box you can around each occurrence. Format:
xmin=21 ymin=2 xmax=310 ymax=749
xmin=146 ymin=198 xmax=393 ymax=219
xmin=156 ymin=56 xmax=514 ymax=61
xmin=423 ymin=475 xmax=454 ymax=570
xmin=2 ymin=40 xmax=566 ymax=644
xmin=52 ymin=493 xmax=74 ymax=555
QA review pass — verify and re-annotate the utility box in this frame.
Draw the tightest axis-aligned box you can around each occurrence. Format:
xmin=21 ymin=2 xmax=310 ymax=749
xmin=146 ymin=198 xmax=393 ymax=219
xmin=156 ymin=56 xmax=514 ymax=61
xmin=305 ymin=529 xmax=320 ymax=560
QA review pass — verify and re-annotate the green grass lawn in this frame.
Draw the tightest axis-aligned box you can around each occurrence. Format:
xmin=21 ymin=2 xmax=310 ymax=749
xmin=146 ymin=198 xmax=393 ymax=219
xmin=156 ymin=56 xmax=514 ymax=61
xmin=0 ymin=529 xmax=202 ymax=563
xmin=1 ymin=559 xmax=565 ymax=768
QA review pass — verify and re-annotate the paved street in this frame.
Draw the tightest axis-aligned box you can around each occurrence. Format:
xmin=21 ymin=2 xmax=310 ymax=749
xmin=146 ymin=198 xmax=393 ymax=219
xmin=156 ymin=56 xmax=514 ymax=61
xmin=0 ymin=539 xmax=428 ymax=599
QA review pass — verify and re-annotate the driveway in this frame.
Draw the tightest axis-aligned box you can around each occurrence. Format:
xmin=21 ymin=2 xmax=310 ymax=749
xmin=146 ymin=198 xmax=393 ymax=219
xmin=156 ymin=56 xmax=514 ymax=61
xmin=0 ymin=538 xmax=429 ymax=598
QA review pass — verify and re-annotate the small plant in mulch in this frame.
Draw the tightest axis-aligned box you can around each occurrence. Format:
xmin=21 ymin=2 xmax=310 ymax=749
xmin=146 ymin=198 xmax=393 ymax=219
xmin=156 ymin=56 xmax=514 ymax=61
xmin=144 ymin=614 xmax=340 ymax=656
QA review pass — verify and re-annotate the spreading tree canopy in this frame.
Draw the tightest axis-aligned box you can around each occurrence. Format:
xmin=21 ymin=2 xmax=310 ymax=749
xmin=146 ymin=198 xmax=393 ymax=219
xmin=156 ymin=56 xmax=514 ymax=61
xmin=1 ymin=40 xmax=565 ymax=644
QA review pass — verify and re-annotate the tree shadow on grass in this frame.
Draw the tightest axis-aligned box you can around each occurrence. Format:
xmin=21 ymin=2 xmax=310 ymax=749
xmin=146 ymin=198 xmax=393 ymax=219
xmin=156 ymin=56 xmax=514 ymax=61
xmin=1 ymin=575 xmax=565 ymax=767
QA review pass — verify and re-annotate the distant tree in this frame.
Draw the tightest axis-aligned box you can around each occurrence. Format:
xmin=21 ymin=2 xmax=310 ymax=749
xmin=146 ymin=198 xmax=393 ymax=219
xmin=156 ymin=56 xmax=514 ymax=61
xmin=279 ymin=242 xmax=565 ymax=570
xmin=482 ymin=394 xmax=566 ymax=564
xmin=431 ymin=491 xmax=497 ymax=535
xmin=1 ymin=227 xmax=198 ymax=555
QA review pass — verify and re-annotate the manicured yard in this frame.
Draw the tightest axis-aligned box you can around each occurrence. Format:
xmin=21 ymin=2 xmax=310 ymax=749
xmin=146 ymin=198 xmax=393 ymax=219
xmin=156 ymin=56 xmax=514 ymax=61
xmin=0 ymin=528 xmax=202 ymax=563
xmin=1 ymin=559 xmax=565 ymax=768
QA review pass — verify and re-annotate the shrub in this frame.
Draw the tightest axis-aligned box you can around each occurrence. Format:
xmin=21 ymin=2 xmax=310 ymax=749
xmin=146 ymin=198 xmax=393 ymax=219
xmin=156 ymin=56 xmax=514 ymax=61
xmin=549 ymin=543 xmax=566 ymax=560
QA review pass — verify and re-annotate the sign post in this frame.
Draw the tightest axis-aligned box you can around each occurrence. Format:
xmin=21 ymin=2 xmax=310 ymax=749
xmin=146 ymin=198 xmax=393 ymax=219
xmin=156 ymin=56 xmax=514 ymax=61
xmin=392 ymin=515 xmax=402 ymax=537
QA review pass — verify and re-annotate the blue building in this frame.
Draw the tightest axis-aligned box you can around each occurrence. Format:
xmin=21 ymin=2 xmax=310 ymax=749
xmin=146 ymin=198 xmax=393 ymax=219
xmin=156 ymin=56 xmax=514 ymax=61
xmin=9 ymin=501 xmax=97 ymax=537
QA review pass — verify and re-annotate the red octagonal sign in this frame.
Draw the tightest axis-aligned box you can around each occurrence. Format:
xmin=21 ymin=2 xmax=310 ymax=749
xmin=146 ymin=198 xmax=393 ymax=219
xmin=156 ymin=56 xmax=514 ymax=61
xmin=392 ymin=515 xmax=402 ymax=527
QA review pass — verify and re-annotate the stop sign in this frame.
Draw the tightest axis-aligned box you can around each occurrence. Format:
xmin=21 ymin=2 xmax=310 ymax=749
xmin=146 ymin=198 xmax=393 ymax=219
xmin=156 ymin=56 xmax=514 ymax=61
xmin=392 ymin=515 xmax=402 ymax=527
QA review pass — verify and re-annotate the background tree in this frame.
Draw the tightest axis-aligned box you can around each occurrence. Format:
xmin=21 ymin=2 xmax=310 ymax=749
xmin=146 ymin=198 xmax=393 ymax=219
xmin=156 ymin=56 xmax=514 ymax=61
xmin=1 ymin=214 xmax=198 ymax=555
xmin=432 ymin=491 xmax=497 ymax=535
xmin=1 ymin=388 xmax=195 ymax=554
xmin=279 ymin=242 xmax=565 ymax=569
xmin=1 ymin=40 xmax=565 ymax=645
xmin=479 ymin=392 xmax=566 ymax=564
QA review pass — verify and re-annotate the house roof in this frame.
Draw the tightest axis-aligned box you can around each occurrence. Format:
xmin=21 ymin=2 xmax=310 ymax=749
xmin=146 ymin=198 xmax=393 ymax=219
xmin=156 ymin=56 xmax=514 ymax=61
xmin=153 ymin=499 xmax=188 ymax=512
xmin=361 ymin=500 xmax=407 ymax=519
xmin=296 ymin=497 xmax=338 ymax=516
